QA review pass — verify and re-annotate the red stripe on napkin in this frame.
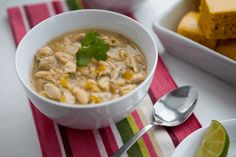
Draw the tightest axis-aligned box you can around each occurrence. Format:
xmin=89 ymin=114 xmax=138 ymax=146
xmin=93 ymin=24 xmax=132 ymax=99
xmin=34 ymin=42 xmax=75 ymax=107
xmin=52 ymin=1 xmax=64 ymax=14
xmin=170 ymin=116 xmax=202 ymax=144
xmin=66 ymin=128 xmax=101 ymax=157
xmin=24 ymin=3 xmax=50 ymax=28
xmin=30 ymin=102 xmax=63 ymax=157
xmin=148 ymin=58 xmax=201 ymax=146
xmin=7 ymin=7 xmax=27 ymax=45
xmin=99 ymin=127 xmax=119 ymax=156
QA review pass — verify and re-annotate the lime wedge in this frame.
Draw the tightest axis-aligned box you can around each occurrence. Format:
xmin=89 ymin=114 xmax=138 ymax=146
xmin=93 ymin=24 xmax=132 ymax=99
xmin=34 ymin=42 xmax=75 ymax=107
xmin=195 ymin=120 xmax=230 ymax=157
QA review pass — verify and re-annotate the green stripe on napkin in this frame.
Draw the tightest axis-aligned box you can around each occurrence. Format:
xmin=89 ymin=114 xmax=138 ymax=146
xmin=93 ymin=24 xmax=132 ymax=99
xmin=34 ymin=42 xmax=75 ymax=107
xmin=126 ymin=115 xmax=150 ymax=157
xmin=66 ymin=0 xmax=82 ymax=10
xmin=116 ymin=118 xmax=143 ymax=157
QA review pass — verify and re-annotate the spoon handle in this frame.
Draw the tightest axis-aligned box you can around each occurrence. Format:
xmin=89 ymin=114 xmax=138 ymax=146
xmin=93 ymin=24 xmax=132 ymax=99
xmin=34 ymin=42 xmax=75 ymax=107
xmin=112 ymin=122 xmax=156 ymax=157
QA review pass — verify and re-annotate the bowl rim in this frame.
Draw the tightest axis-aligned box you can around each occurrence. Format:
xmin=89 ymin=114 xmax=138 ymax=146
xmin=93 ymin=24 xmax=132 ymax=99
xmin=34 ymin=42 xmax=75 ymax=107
xmin=15 ymin=9 xmax=158 ymax=109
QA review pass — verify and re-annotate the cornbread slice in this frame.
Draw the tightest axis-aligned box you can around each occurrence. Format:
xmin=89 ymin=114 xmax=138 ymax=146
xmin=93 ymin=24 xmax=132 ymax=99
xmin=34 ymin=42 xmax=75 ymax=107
xmin=216 ymin=39 xmax=236 ymax=61
xmin=177 ymin=11 xmax=217 ymax=49
xmin=199 ymin=0 xmax=236 ymax=39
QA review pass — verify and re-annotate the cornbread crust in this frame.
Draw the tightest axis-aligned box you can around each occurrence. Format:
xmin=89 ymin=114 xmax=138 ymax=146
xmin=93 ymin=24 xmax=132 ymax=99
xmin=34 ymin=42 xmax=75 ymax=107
xmin=216 ymin=39 xmax=236 ymax=61
xmin=177 ymin=11 xmax=216 ymax=49
xmin=199 ymin=0 xmax=236 ymax=39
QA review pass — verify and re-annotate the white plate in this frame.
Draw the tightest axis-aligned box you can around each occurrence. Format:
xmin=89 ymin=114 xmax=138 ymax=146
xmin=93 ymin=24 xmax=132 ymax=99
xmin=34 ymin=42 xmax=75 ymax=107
xmin=152 ymin=0 xmax=236 ymax=86
xmin=172 ymin=119 xmax=236 ymax=157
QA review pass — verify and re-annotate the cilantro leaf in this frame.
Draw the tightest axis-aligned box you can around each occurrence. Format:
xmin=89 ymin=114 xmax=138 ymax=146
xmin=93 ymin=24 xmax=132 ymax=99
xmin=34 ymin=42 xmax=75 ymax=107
xmin=76 ymin=31 xmax=110 ymax=66
xmin=76 ymin=48 xmax=91 ymax=66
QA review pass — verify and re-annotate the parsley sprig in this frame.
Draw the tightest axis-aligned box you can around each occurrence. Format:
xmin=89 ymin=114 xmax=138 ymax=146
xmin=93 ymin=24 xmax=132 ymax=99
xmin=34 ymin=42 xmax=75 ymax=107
xmin=76 ymin=31 xmax=110 ymax=66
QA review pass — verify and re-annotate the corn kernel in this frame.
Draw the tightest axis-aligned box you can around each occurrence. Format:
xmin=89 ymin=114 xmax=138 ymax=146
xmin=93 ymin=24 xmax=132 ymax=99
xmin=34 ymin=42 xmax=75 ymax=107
xmin=110 ymin=84 xmax=119 ymax=94
xmin=89 ymin=95 xmax=102 ymax=103
xmin=122 ymin=69 xmax=134 ymax=80
xmin=60 ymin=95 xmax=66 ymax=102
xmin=85 ymin=81 xmax=101 ymax=92
xmin=60 ymin=74 xmax=69 ymax=88
xmin=96 ymin=65 xmax=106 ymax=73
xmin=85 ymin=81 xmax=93 ymax=90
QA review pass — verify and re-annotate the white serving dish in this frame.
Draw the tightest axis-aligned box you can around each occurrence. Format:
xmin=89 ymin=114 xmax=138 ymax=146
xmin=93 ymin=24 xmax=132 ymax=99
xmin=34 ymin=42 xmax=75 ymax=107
xmin=172 ymin=119 xmax=236 ymax=157
xmin=152 ymin=0 xmax=236 ymax=86
xmin=15 ymin=10 xmax=158 ymax=129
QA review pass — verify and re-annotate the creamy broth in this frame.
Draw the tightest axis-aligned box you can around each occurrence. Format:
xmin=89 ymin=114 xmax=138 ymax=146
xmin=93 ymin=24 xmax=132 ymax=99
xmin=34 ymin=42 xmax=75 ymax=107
xmin=31 ymin=29 xmax=147 ymax=105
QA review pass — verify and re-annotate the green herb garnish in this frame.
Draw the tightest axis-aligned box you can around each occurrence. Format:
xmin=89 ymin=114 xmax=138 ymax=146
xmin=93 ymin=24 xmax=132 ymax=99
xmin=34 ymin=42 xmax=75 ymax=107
xmin=76 ymin=31 xmax=110 ymax=66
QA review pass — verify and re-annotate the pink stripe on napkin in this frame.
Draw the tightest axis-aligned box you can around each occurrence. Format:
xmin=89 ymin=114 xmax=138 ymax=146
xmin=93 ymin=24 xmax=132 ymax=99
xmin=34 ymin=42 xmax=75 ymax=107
xmin=99 ymin=127 xmax=119 ymax=156
xmin=24 ymin=3 xmax=50 ymax=28
xmin=52 ymin=1 xmax=64 ymax=14
xmin=7 ymin=7 xmax=27 ymax=45
xmin=66 ymin=129 xmax=101 ymax=157
xmin=30 ymin=102 xmax=63 ymax=157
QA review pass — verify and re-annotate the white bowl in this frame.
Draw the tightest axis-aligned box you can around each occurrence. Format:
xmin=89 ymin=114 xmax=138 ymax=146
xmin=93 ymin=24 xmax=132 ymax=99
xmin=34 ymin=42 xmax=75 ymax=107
xmin=172 ymin=119 xmax=236 ymax=157
xmin=15 ymin=9 xmax=158 ymax=129
xmin=152 ymin=0 xmax=236 ymax=86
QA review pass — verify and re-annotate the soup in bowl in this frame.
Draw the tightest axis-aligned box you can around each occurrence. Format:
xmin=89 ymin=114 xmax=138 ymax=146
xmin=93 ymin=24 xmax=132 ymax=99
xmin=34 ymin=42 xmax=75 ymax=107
xmin=16 ymin=10 xmax=158 ymax=129
xmin=32 ymin=29 xmax=147 ymax=105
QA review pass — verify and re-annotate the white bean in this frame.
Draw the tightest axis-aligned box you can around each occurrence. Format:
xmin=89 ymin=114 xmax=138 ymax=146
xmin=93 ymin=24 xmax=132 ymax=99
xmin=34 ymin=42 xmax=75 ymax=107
xmin=119 ymin=49 xmax=128 ymax=59
xmin=73 ymin=33 xmax=85 ymax=41
xmin=130 ymin=56 xmax=139 ymax=72
xmin=91 ymin=92 xmax=112 ymax=102
xmin=98 ymin=76 xmax=110 ymax=91
xmin=78 ymin=66 xmax=90 ymax=76
xmin=63 ymin=37 xmax=72 ymax=45
xmin=111 ymin=67 xmax=121 ymax=80
xmin=55 ymin=52 xmax=74 ymax=64
xmin=128 ymin=73 xmax=145 ymax=84
xmin=35 ymin=71 xmax=51 ymax=78
xmin=38 ymin=56 xmax=57 ymax=70
xmin=44 ymin=83 xmax=62 ymax=100
xmin=119 ymin=84 xmax=136 ymax=96
xmin=115 ymin=77 xmax=126 ymax=86
xmin=134 ymin=55 xmax=145 ymax=65
xmin=72 ymin=87 xmax=89 ymax=104
xmin=61 ymin=92 xmax=75 ymax=104
xmin=64 ymin=61 xmax=76 ymax=73
xmin=37 ymin=46 xmax=53 ymax=57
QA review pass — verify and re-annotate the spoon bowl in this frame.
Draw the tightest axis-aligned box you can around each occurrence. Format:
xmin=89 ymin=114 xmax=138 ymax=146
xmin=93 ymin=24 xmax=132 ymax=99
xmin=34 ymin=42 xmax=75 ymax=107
xmin=153 ymin=86 xmax=197 ymax=126
xmin=112 ymin=86 xmax=198 ymax=157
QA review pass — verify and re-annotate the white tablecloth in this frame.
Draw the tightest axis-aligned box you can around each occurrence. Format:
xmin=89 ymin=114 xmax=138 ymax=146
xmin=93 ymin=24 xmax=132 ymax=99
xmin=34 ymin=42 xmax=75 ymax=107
xmin=0 ymin=0 xmax=235 ymax=156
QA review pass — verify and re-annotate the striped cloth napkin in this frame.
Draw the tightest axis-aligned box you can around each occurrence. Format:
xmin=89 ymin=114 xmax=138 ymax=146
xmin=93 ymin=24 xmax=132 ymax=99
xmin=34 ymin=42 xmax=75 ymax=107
xmin=7 ymin=0 xmax=202 ymax=157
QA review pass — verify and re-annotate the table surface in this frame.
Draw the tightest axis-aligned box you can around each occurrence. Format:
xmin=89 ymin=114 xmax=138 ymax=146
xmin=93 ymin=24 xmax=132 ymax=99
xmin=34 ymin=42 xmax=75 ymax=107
xmin=0 ymin=0 xmax=236 ymax=156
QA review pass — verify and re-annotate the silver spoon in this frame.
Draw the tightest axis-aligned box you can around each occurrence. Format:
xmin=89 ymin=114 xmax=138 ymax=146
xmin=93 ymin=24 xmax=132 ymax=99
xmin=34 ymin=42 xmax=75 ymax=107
xmin=112 ymin=86 xmax=198 ymax=157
